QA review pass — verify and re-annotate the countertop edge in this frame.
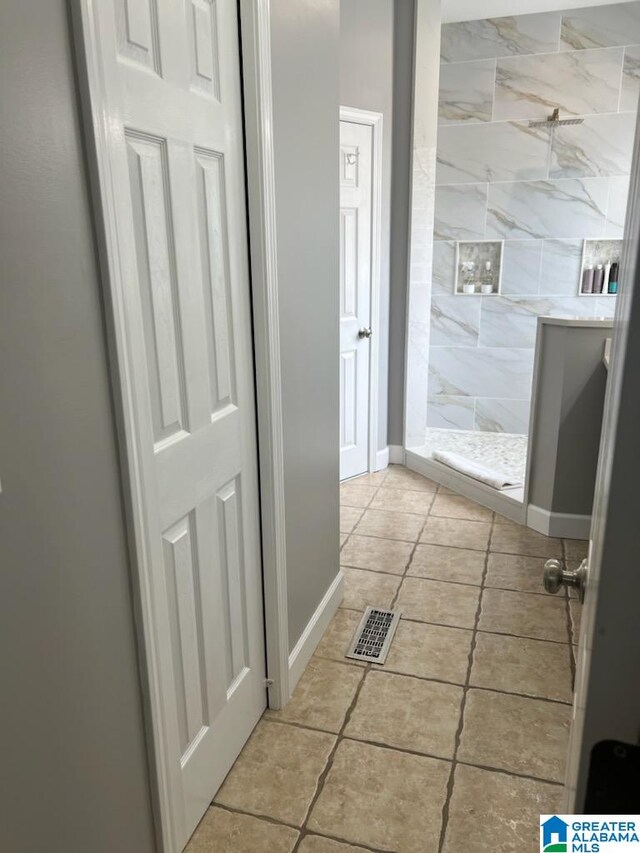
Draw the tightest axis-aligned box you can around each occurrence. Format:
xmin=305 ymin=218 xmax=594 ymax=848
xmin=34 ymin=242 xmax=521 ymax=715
xmin=538 ymin=316 xmax=614 ymax=328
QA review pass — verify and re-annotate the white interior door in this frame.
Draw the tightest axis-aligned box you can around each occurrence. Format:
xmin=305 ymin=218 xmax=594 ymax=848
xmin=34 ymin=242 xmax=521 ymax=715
xmin=340 ymin=119 xmax=373 ymax=481
xmin=564 ymin=123 xmax=640 ymax=809
xmin=75 ymin=1 xmax=266 ymax=849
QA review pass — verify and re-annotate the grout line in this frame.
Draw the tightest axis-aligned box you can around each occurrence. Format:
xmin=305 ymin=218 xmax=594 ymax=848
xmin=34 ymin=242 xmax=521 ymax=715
xmin=535 ymin=237 xmax=545 ymax=295
xmin=390 ymin=485 xmax=452 ymax=624
xmin=435 ymin=174 xmax=622 ymax=190
xmin=437 ymin=512 xmax=495 ymax=853
xmin=290 ymin=661 xmax=372 ymax=852
xmin=340 ymin=570 xmax=567 ymax=598
xmin=333 ymin=610 xmax=476 ymax=636
xmin=339 ymin=563 xmax=406 ymax=577
xmin=469 ymin=624 xmax=569 ymax=645
xmin=554 ymin=12 xmax=563 ymax=55
xmin=291 ymin=466 xmax=398 ymax=853
xmin=339 ymin=468 xmax=390 ymax=554
xmin=389 ymin=498 xmax=436 ymax=611
xmin=393 ymin=675 xmax=573 ymax=707
xmin=298 ymin=831 xmax=389 ymax=853
xmin=294 ymin=484 xmax=436 ymax=850
xmin=490 ymin=58 xmax=498 ymax=124
xmin=216 ymin=802 xmax=389 ymax=852
xmin=340 ymin=558 xmax=572 ymax=596
xmin=439 ymin=39 xmax=630 ymax=69
xmin=271 ymin=670 xmax=574 ymax=729
xmin=455 ymin=758 xmax=564 ymax=787
xmin=212 ymin=801 xmax=299 ymax=831
xmin=359 ymin=504 xmax=438 ymax=518
xmin=332 ymin=607 xmax=573 ymax=646
xmin=297 ymin=728 xmax=456 ymax=770
xmin=616 ymin=47 xmax=626 ymax=113
xmin=214 ymin=748 xmax=563 ymax=850
xmin=343 ymin=482 xmax=440 ymax=503
xmin=344 ymin=522 xmax=571 ymax=561
xmin=217 ymin=765 xmax=566 ymax=846
xmin=340 ymin=501 xmax=376 ymax=510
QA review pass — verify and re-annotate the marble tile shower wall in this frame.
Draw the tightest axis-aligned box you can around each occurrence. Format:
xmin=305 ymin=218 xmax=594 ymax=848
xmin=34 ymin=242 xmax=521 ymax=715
xmin=429 ymin=3 xmax=640 ymax=434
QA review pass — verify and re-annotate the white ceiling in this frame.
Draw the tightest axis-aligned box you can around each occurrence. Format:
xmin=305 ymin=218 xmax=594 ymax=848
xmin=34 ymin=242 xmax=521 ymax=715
xmin=442 ymin=0 xmax=636 ymax=24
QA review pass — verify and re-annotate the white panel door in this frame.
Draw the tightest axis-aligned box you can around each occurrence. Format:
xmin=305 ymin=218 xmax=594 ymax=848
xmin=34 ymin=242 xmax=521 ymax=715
xmin=340 ymin=120 xmax=373 ymax=481
xmin=75 ymin=1 xmax=266 ymax=849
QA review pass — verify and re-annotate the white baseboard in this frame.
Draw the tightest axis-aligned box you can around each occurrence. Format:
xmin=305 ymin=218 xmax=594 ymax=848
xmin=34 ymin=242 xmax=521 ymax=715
xmin=527 ymin=504 xmax=591 ymax=540
xmin=375 ymin=446 xmax=389 ymax=471
xmin=288 ymin=571 xmax=344 ymax=694
xmin=389 ymin=444 xmax=404 ymax=465
xmin=375 ymin=445 xmax=403 ymax=470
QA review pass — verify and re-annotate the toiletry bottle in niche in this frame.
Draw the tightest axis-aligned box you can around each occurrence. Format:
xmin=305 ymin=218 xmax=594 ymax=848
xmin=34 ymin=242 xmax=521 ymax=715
xmin=581 ymin=263 xmax=594 ymax=294
xmin=461 ymin=261 xmax=476 ymax=294
xmin=593 ymin=264 xmax=605 ymax=294
xmin=603 ymin=261 xmax=611 ymax=294
xmin=481 ymin=260 xmax=493 ymax=294
xmin=609 ymin=262 xmax=619 ymax=294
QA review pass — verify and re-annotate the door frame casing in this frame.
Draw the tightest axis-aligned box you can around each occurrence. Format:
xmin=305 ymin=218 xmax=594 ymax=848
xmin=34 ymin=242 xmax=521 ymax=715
xmin=239 ymin=0 xmax=290 ymax=711
xmin=72 ymin=0 xmax=292 ymax=849
xmin=339 ymin=105 xmax=384 ymax=476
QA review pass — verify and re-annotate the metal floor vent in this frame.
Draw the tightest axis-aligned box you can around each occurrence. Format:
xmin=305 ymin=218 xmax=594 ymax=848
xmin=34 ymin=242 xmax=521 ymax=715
xmin=345 ymin=606 xmax=401 ymax=664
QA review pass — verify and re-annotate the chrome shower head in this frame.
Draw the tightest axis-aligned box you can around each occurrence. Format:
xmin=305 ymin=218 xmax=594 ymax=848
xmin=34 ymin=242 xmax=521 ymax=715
xmin=528 ymin=108 xmax=584 ymax=128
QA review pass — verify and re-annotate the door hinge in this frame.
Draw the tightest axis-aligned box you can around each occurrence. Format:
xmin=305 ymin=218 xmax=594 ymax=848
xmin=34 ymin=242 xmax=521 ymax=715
xmin=264 ymin=678 xmax=274 ymax=687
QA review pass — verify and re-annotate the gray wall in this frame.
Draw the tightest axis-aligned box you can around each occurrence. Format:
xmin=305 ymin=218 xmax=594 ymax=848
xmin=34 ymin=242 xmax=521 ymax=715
xmin=527 ymin=323 xmax=611 ymax=516
xmin=0 ymin=2 xmax=156 ymax=851
xmin=270 ymin=0 xmax=342 ymax=649
xmin=340 ymin=0 xmax=394 ymax=451
xmin=339 ymin=0 xmax=416 ymax=450
xmin=389 ymin=0 xmax=416 ymax=446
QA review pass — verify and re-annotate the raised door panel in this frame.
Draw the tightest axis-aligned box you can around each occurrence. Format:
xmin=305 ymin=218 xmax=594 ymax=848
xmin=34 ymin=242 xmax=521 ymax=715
xmin=340 ymin=350 xmax=357 ymax=451
xmin=216 ymin=477 xmax=249 ymax=691
xmin=126 ymin=132 xmax=189 ymax=447
xmin=187 ymin=0 xmax=221 ymax=99
xmin=340 ymin=207 xmax=358 ymax=321
xmin=161 ymin=484 xmax=251 ymax=765
xmin=116 ymin=0 xmax=161 ymax=73
xmin=194 ymin=149 xmax=236 ymax=416
xmin=162 ymin=513 xmax=208 ymax=755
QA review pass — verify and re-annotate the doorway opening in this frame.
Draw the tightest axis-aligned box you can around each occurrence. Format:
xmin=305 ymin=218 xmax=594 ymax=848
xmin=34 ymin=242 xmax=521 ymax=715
xmin=339 ymin=107 xmax=383 ymax=482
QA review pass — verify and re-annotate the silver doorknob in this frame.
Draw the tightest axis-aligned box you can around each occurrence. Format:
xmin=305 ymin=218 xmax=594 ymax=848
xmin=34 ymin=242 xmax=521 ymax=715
xmin=543 ymin=558 xmax=588 ymax=603
xmin=358 ymin=327 xmax=372 ymax=339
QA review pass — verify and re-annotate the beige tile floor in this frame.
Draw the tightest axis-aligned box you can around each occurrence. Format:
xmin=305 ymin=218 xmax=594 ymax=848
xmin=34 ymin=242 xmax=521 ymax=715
xmin=187 ymin=465 xmax=586 ymax=853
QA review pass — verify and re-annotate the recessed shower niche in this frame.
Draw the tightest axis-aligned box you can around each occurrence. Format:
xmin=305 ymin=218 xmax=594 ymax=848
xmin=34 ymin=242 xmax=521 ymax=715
xmin=579 ymin=239 xmax=623 ymax=297
xmin=454 ymin=240 xmax=503 ymax=296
